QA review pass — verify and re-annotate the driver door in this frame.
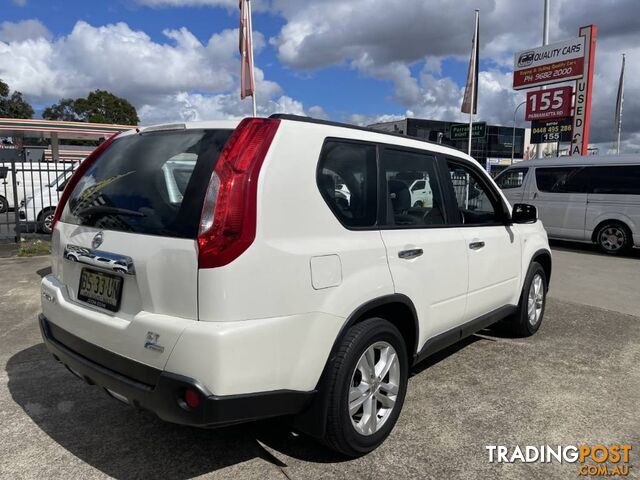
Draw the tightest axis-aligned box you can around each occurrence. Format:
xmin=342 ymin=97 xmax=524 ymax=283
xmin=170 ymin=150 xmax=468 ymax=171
xmin=444 ymin=160 xmax=521 ymax=321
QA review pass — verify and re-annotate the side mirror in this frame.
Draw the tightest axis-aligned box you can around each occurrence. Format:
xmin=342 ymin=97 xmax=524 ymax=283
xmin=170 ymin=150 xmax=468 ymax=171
xmin=511 ymin=203 xmax=538 ymax=224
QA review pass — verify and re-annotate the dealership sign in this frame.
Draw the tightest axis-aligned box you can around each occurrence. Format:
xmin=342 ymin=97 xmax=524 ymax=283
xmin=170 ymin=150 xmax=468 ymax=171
xmin=530 ymin=118 xmax=573 ymax=144
xmin=450 ymin=122 xmax=486 ymax=141
xmin=513 ymin=37 xmax=585 ymax=90
xmin=570 ymin=25 xmax=597 ymax=156
xmin=525 ymin=86 xmax=573 ymax=121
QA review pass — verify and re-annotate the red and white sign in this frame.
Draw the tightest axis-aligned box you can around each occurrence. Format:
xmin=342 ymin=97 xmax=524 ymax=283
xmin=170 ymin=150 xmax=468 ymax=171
xmin=570 ymin=25 xmax=597 ymax=156
xmin=513 ymin=37 xmax=585 ymax=90
xmin=525 ymin=86 xmax=573 ymax=121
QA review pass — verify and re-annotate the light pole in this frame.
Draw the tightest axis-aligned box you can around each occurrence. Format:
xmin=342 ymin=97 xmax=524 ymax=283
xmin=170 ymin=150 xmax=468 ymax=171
xmin=511 ymin=100 xmax=526 ymax=165
xmin=536 ymin=0 xmax=550 ymax=159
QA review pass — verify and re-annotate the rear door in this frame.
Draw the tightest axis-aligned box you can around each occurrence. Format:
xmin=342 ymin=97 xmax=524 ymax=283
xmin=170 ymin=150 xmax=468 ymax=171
xmin=443 ymin=159 xmax=521 ymax=320
xmin=379 ymin=147 xmax=468 ymax=349
xmin=529 ymin=166 xmax=589 ymax=239
xmin=50 ymin=126 xmax=233 ymax=367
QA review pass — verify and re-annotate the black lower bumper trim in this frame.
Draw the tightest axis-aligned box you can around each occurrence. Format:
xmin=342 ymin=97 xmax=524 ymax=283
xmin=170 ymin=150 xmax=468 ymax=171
xmin=39 ymin=314 xmax=315 ymax=427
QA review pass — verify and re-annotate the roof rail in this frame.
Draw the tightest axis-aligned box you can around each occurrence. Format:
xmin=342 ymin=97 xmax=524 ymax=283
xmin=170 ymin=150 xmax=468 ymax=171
xmin=268 ymin=114 xmax=440 ymax=147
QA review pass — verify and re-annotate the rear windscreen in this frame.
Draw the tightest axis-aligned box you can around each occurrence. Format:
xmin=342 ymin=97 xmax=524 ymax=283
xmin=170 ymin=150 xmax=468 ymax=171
xmin=61 ymin=129 xmax=232 ymax=238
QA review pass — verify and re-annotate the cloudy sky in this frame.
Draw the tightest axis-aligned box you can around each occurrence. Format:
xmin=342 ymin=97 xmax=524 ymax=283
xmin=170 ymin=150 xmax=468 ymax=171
xmin=0 ymin=0 xmax=637 ymax=152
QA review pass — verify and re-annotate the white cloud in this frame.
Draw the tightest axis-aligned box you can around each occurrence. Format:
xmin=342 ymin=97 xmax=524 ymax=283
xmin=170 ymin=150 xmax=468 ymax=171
xmin=11 ymin=0 xmax=27 ymax=6
xmin=266 ymin=0 xmax=640 ymax=152
xmin=0 ymin=20 xmax=315 ymax=125
xmin=308 ymin=105 xmax=328 ymax=120
xmin=0 ymin=19 xmax=51 ymax=43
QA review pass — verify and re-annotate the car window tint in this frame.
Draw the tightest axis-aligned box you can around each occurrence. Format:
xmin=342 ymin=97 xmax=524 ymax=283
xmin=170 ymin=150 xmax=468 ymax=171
xmin=61 ymin=129 xmax=232 ymax=238
xmin=317 ymin=140 xmax=377 ymax=227
xmin=586 ymin=165 xmax=640 ymax=195
xmin=447 ymin=161 xmax=500 ymax=225
xmin=535 ymin=167 xmax=589 ymax=193
xmin=381 ymin=149 xmax=444 ymax=227
xmin=496 ymin=168 xmax=528 ymax=189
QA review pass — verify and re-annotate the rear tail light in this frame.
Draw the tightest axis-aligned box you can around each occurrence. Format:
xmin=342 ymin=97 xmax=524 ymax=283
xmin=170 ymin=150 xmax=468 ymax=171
xmin=50 ymin=133 xmax=121 ymax=233
xmin=197 ymin=118 xmax=280 ymax=268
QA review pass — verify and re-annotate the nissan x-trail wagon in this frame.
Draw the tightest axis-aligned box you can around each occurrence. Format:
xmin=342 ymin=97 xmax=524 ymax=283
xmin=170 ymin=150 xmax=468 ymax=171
xmin=40 ymin=114 xmax=551 ymax=456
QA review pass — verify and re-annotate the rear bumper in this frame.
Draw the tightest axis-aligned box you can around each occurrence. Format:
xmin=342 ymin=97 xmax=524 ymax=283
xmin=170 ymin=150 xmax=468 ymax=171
xmin=39 ymin=314 xmax=314 ymax=427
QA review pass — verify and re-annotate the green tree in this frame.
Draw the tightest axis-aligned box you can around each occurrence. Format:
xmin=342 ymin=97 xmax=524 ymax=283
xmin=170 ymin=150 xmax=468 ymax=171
xmin=43 ymin=90 xmax=139 ymax=125
xmin=42 ymin=98 xmax=79 ymax=122
xmin=0 ymin=79 xmax=34 ymax=119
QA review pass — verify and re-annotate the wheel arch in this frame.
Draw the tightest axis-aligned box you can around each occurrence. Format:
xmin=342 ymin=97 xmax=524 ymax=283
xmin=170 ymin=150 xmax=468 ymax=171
xmin=338 ymin=294 xmax=419 ymax=358
xmin=531 ymin=249 xmax=552 ymax=289
xmin=293 ymin=294 xmax=419 ymax=438
xmin=37 ymin=205 xmax=56 ymax=220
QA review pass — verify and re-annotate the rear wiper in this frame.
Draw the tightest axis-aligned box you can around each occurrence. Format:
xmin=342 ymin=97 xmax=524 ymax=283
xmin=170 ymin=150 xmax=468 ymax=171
xmin=75 ymin=206 xmax=146 ymax=218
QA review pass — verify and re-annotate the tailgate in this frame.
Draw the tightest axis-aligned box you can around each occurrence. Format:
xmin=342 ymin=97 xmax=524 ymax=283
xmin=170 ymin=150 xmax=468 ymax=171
xmin=43 ymin=126 xmax=234 ymax=368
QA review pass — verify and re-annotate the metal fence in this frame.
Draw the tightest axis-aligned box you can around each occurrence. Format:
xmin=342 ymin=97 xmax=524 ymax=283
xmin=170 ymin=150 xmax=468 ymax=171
xmin=0 ymin=158 xmax=76 ymax=241
xmin=450 ymin=171 xmax=486 ymax=211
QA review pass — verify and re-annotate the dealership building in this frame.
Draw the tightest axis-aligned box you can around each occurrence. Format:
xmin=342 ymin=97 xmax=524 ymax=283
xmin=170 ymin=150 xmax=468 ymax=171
xmin=369 ymin=117 xmax=528 ymax=173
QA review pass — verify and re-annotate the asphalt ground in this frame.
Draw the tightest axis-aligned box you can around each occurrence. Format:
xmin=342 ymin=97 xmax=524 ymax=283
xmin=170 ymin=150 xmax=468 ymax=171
xmin=0 ymin=243 xmax=639 ymax=479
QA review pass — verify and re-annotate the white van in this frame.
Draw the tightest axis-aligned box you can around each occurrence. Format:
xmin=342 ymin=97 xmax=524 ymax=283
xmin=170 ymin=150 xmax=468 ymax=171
xmin=495 ymin=155 xmax=640 ymax=254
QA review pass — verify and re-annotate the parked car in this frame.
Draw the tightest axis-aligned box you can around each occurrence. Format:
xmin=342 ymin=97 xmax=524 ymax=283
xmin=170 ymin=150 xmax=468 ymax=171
xmin=495 ymin=155 xmax=640 ymax=254
xmin=408 ymin=178 xmax=433 ymax=207
xmin=20 ymin=166 xmax=75 ymax=234
xmin=1 ymin=161 xmax=70 ymax=214
xmin=39 ymin=115 xmax=551 ymax=456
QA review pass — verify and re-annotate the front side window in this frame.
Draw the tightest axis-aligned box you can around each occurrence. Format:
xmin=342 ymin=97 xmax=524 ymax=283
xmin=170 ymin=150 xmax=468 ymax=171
xmin=447 ymin=161 xmax=501 ymax=225
xmin=382 ymin=149 xmax=444 ymax=226
xmin=535 ymin=167 xmax=589 ymax=193
xmin=317 ymin=140 xmax=377 ymax=227
xmin=496 ymin=168 xmax=528 ymax=190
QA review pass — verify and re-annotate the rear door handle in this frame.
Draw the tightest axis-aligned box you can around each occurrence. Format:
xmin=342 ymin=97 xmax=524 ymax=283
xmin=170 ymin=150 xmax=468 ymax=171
xmin=398 ymin=248 xmax=423 ymax=259
xmin=469 ymin=241 xmax=485 ymax=250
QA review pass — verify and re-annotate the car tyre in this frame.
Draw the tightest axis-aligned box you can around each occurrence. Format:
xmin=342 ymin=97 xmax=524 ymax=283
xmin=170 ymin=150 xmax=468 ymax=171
xmin=595 ymin=222 xmax=632 ymax=255
xmin=508 ymin=262 xmax=547 ymax=337
xmin=38 ymin=208 xmax=56 ymax=234
xmin=322 ymin=317 xmax=408 ymax=457
xmin=0 ymin=195 xmax=8 ymax=214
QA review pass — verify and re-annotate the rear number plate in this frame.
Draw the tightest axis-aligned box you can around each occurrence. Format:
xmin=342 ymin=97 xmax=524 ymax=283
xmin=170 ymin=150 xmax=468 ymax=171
xmin=78 ymin=268 xmax=123 ymax=312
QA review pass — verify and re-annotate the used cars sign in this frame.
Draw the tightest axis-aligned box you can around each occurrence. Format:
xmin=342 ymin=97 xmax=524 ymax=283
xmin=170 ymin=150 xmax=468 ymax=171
xmin=513 ymin=37 xmax=585 ymax=90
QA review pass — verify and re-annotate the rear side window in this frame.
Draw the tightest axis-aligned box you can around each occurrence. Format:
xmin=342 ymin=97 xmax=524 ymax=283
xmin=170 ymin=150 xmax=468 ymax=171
xmin=496 ymin=168 xmax=528 ymax=189
xmin=61 ymin=129 xmax=232 ymax=238
xmin=381 ymin=148 xmax=445 ymax=226
xmin=535 ymin=167 xmax=589 ymax=193
xmin=586 ymin=165 xmax=640 ymax=195
xmin=317 ymin=140 xmax=377 ymax=228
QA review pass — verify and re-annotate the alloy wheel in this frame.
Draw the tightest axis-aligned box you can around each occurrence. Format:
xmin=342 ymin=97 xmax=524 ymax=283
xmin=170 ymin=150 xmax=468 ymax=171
xmin=600 ymin=227 xmax=625 ymax=252
xmin=527 ymin=273 xmax=544 ymax=326
xmin=42 ymin=213 xmax=54 ymax=234
xmin=348 ymin=341 xmax=400 ymax=436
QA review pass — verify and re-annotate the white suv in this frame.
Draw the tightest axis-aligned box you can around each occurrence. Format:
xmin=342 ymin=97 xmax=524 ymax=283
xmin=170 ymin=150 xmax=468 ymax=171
xmin=40 ymin=115 xmax=551 ymax=456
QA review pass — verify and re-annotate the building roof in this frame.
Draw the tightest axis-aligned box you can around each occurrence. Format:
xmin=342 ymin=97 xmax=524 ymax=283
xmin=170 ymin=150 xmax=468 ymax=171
xmin=0 ymin=118 xmax=135 ymax=140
